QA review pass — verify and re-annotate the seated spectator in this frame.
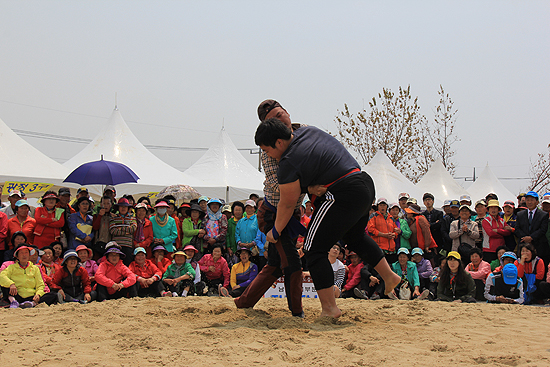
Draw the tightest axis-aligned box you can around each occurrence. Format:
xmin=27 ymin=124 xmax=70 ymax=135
xmin=151 ymin=201 xmax=178 ymax=254
xmin=203 ymin=199 xmax=228 ymax=254
xmin=0 ymin=210 xmax=7 ymax=262
xmin=367 ymin=198 xmax=397 ymax=264
xmin=95 ymin=244 xmax=137 ymax=301
xmin=76 ymin=245 xmax=98 ymax=283
xmin=109 ymin=198 xmax=137 ymax=265
xmin=389 ymin=203 xmax=412 ymax=251
xmin=235 ymin=200 xmax=259 ymax=265
xmin=91 ymin=195 xmax=114 ymax=258
xmin=490 ymin=246 xmax=508 ymax=272
xmin=68 ymin=197 xmax=94 ymax=250
xmin=388 ymin=248 xmax=429 ymax=300
xmin=51 ymin=251 xmax=93 ymax=304
xmin=0 ymin=245 xmax=55 ymax=308
xmin=429 ymin=257 xmax=446 ymax=299
xmin=484 ymin=263 xmax=523 ymax=304
xmin=436 ymin=251 xmax=476 ymax=303
xmin=493 ymin=251 xmax=517 ymax=273
xmin=7 ymin=199 xmax=36 ymax=246
xmin=501 ymin=201 xmax=518 ymax=251
xmin=220 ymin=247 xmax=258 ymax=298
xmin=198 ymin=244 xmax=230 ymax=296
xmin=181 ymin=204 xmax=206 ymax=258
xmin=133 ymin=203 xmax=154 ymax=257
xmin=482 ymin=200 xmax=511 ymax=263
xmin=129 ymin=247 xmax=164 ymax=298
xmin=515 ymin=243 xmax=545 ymax=304
xmin=151 ymin=245 xmax=171 ymax=274
xmin=411 ymin=248 xmax=432 ymax=292
xmin=33 ymin=191 xmax=64 ymax=249
xmin=3 ymin=231 xmax=27 ymax=263
xmin=340 ymin=251 xmax=365 ymax=299
xmin=449 ymin=204 xmax=479 ymax=261
xmin=183 ymin=244 xmax=204 ymax=295
xmin=464 ymin=247 xmax=492 ymax=301
xmin=37 ymin=245 xmax=61 ymax=288
xmin=162 ymin=250 xmax=196 ymax=297
xmin=51 ymin=241 xmax=64 ymax=265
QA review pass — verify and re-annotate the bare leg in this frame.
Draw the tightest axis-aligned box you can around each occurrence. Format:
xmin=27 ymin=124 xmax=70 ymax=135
xmin=374 ymin=257 xmax=401 ymax=295
xmin=317 ymin=287 xmax=342 ymax=318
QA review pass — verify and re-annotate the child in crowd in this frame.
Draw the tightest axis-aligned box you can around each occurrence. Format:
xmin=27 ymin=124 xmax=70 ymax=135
xmin=162 ymin=250 xmax=195 ymax=297
xmin=95 ymin=244 xmax=137 ymax=301
xmin=51 ymin=251 xmax=93 ymax=304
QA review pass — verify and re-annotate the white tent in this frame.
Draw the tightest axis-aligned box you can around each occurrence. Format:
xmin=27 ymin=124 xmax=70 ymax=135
xmin=183 ymin=128 xmax=264 ymax=202
xmin=364 ymin=150 xmax=424 ymax=204
xmin=467 ymin=165 xmax=516 ymax=203
xmin=416 ymin=158 xmax=469 ymax=207
xmin=63 ymin=108 xmax=204 ymax=196
xmin=0 ymin=115 xmax=72 ymax=194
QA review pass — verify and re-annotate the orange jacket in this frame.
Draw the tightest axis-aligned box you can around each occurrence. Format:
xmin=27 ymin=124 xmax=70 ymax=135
xmin=33 ymin=207 xmax=65 ymax=249
xmin=95 ymin=259 xmax=137 ymax=294
xmin=367 ymin=211 xmax=396 ymax=251
xmin=7 ymin=216 xmax=36 ymax=247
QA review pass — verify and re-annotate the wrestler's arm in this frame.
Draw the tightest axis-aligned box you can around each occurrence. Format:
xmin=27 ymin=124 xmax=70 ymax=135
xmin=267 ymin=179 xmax=301 ymax=243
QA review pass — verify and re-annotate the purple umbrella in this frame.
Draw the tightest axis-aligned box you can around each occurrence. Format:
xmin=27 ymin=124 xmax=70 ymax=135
xmin=64 ymin=157 xmax=139 ymax=186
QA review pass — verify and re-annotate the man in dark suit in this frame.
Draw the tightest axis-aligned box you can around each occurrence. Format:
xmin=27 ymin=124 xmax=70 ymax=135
xmin=516 ymin=191 xmax=549 ymax=267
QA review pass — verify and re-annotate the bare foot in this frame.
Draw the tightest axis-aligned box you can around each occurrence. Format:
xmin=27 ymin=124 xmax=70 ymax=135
xmin=320 ymin=305 xmax=342 ymax=318
xmin=384 ymin=272 xmax=402 ymax=295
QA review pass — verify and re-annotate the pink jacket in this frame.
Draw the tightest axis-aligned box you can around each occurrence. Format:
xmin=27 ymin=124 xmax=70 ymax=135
xmin=95 ymin=259 xmax=137 ymax=294
xmin=465 ymin=260 xmax=491 ymax=281
xmin=482 ymin=215 xmax=511 ymax=252
xmin=198 ymin=254 xmax=230 ymax=287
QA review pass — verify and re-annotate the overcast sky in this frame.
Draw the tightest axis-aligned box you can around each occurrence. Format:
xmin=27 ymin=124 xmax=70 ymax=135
xmin=0 ymin=1 xmax=548 ymax=196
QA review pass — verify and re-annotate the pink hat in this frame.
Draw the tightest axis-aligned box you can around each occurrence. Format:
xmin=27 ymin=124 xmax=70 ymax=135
xmin=245 ymin=199 xmax=256 ymax=208
xmin=183 ymin=245 xmax=198 ymax=254
xmin=154 ymin=201 xmax=170 ymax=208
xmin=134 ymin=203 xmax=148 ymax=210
xmin=14 ymin=245 xmax=31 ymax=258
xmin=75 ymin=244 xmax=93 ymax=258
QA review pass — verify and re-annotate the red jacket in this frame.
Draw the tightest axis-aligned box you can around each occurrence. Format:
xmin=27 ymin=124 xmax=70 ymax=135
xmin=0 ymin=211 xmax=8 ymax=250
xmin=152 ymin=257 xmax=172 ymax=275
xmin=515 ymin=258 xmax=545 ymax=280
xmin=129 ymin=259 xmax=162 ymax=281
xmin=367 ymin=211 xmax=396 ymax=251
xmin=198 ymin=254 xmax=230 ymax=287
xmin=482 ymin=215 xmax=511 ymax=252
xmin=172 ymin=215 xmax=182 ymax=250
xmin=33 ymin=207 xmax=65 ymax=249
xmin=133 ymin=218 xmax=154 ymax=253
xmin=95 ymin=259 xmax=137 ymax=294
xmin=50 ymin=266 xmax=92 ymax=295
xmin=7 ymin=216 xmax=36 ymax=247
xmin=344 ymin=262 xmax=364 ymax=291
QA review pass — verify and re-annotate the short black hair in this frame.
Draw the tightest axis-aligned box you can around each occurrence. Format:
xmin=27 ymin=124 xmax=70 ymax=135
xmin=231 ymin=201 xmax=245 ymax=213
xmin=469 ymin=247 xmax=483 ymax=258
xmin=137 ymin=196 xmax=152 ymax=205
xmin=495 ymin=245 xmax=507 ymax=254
xmin=249 ymin=193 xmax=259 ymax=200
xmin=254 ymin=118 xmax=292 ymax=148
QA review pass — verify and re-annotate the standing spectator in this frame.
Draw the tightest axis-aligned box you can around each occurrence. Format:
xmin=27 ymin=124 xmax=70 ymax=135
xmin=389 ymin=203 xmax=412 ymax=251
xmin=515 ymin=191 xmax=549 ymax=268
xmin=203 ymin=199 xmax=228 ymax=254
xmin=129 ymin=247 xmax=164 ymax=298
xmin=92 ymin=195 xmax=114 ymax=258
xmin=540 ymin=194 xmax=550 ymax=246
xmin=220 ymin=247 xmax=258 ymax=298
xmin=501 ymin=200 xmax=518 ymax=251
xmin=367 ymin=198 xmax=397 ymax=264
xmin=235 ymin=200 xmax=259 ymax=264
xmin=56 ymin=187 xmax=75 ymax=246
xmin=226 ymin=201 xmax=245 ymax=261
xmin=422 ymin=193 xmax=445 ymax=252
xmin=254 ymin=228 xmax=267 ymax=271
xmin=442 ymin=200 xmax=451 ymax=216
xmin=70 ymin=187 xmax=92 ymax=213
xmin=406 ymin=204 xmax=436 ymax=253
xmin=181 ymin=204 xmax=206 ymax=257
xmin=33 ymin=192 xmax=65 ymax=249
xmin=165 ymin=198 xmax=182 ymax=250
xmin=68 ymin=197 xmax=94 ymax=250
xmin=464 ymin=247 xmax=491 ymax=300
xmin=51 ymin=251 xmax=93 ymax=304
xmin=0 ymin=210 xmax=8 ymax=262
xmin=436 ymin=251 xmax=476 ymax=303
xmin=474 ymin=199 xmax=488 ymax=248
xmin=198 ymin=196 xmax=209 ymax=214
xmin=441 ymin=200 xmax=460 ymax=254
xmin=95 ymin=245 xmax=137 ymax=301
xmin=198 ymin=244 xmax=230 ymax=296
xmin=482 ymin=200 xmax=511 ymax=263
xmin=109 ymin=198 xmax=137 ymax=265
xmin=517 ymin=193 xmax=527 ymax=208
xmin=397 ymin=193 xmax=410 ymax=218
xmin=449 ymin=204 xmax=480 ymax=261
xmin=7 ymin=200 xmax=36 ymax=246
xmin=151 ymin=201 xmax=178 ymax=253
xmin=0 ymin=190 xmax=25 ymax=219
xmin=133 ymin=203 xmax=154 ymax=257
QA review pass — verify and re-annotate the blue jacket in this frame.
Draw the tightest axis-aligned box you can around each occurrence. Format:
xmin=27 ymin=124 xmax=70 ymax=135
xmin=68 ymin=212 xmax=94 ymax=250
xmin=235 ymin=214 xmax=258 ymax=245
xmin=254 ymin=229 xmax=266 ymax=256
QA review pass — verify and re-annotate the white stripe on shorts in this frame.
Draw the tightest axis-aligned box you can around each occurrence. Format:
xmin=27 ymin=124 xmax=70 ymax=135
xmin=304 ymin=191 xmax=335 ymax=251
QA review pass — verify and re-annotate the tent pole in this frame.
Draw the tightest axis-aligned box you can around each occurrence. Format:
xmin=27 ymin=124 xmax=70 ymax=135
xmin=226 ymin=186 xmax=229 ymax=203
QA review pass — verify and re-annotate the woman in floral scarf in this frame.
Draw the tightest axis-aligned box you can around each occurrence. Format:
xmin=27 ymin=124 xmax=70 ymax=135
xmin=203 ymin=199 xmax=228 ymax=254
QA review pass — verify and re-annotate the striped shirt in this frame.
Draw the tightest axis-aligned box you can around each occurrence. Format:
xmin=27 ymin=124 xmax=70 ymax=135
xmin=109 ymin=213 xmax=137 ymax=248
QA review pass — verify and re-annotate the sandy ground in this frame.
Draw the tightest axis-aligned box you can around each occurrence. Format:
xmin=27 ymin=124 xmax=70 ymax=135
xmin=1 ymin=297 xmax=550 ymax=366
